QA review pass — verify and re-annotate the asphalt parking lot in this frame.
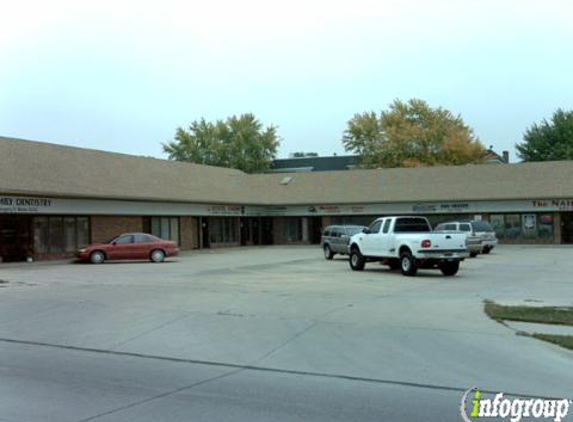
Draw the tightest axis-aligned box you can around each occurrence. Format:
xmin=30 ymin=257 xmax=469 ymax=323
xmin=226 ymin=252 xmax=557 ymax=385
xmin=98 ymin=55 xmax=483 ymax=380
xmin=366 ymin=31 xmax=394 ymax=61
xmin=1 ymin=245 xmax=572 ymax=422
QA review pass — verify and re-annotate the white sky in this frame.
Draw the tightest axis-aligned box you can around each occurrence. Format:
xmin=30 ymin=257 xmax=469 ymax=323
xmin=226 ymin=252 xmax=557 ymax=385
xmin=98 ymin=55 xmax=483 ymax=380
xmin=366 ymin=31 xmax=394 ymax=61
xmin=1 ymin=0 xmax=572 ymax=160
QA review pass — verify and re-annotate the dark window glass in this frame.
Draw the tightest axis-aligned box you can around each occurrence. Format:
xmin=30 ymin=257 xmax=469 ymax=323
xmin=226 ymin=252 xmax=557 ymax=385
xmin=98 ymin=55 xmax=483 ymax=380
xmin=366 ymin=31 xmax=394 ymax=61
xmin=134 ymin=234 xmax=153 ymax=243
xmin=150 ymin=217 xmax=179 ymax=244
xmin=115 ymin=235 xmax=134 ymax=244
xmin=504 ymin=215 xmax=522 ymax=239
xmin=369 ymin=221 xmax=382 ymax=234
xmin=346 ymin=226 xmax=364 ymax=236
xmin=283 ymin=218 xmax=302 ymax=242
xmin=394 ymin=218 xmax=431 ymax=233
xmin=64 ymin=217 xmax=77 ymax=252
xmin=472 ymin=221 xmax=494 ymax=232
xmin=34 ymin=217 xmax=49 ymax=254
xmin=443 ymin=223 xmax=457 ymax=231
xmin=77 ymin=217 xmax=90 ymax=248
xmin=537 ymin=214 xmax=554 ymax=239
xmin=382 ymin=219 xmax=392 ymax=234
xmin=49 ymin=217 xmax=64 ymax=253
xmin=459 ymin=224 xmax=472 ymax=232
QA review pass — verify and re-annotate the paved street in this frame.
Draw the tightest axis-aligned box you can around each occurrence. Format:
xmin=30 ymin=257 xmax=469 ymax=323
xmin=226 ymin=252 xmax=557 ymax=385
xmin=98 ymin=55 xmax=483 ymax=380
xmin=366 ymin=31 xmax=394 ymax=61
xmin=1 ymin=245 xmax=572 ymax=421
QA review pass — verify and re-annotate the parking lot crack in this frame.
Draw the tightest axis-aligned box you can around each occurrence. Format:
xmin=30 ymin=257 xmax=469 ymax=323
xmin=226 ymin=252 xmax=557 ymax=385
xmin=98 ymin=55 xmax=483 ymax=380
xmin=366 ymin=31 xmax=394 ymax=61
xmin=108 ymin=313 xmax=195 ymax=349
xmin=252 ymin=320 xmax=319 ymax=365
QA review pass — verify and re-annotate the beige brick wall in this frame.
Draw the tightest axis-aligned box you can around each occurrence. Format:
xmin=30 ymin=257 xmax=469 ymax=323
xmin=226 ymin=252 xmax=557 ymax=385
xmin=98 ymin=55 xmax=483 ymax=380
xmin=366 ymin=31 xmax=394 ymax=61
xmin=90 ymin=216 xmax=143 ymax=244
xmin=180 ymin=216 xmax=199 ymax=250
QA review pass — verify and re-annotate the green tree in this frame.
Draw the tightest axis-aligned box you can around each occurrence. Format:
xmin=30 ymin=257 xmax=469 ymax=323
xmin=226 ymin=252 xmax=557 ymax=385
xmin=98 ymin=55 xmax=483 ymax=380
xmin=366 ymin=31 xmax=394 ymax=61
xmin=163 ymin=113 xmax=280 ymax=173
xmin=516 ymin=109 xmax=573 ymax=161
xmin=342 ymin=99 xmax=486 ymax=168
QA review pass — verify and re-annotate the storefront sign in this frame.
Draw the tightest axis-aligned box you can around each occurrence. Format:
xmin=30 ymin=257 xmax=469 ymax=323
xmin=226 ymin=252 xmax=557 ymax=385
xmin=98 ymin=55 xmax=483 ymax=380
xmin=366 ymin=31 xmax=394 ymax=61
xmin=0 ymin=196 xmax=53 ymax=213
xmin=533 ymin=200 xmax=573 ymax=210
xmin=206 ymin=205 xmax=244 ymax=215
xmin=412 ymin=203 xmax=469 ymax=213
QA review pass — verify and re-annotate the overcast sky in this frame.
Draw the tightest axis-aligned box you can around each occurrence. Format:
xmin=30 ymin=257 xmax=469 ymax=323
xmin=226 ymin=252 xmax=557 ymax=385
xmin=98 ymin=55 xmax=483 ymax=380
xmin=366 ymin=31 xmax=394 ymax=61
xmin=1 ymin=0 xmax=572 ymax=161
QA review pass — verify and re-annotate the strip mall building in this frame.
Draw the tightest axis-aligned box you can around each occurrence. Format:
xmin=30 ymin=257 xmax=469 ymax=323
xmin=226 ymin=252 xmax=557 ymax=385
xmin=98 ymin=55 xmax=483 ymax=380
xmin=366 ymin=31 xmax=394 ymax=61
xmin=1 ymin=136 xmax=573 ymax=262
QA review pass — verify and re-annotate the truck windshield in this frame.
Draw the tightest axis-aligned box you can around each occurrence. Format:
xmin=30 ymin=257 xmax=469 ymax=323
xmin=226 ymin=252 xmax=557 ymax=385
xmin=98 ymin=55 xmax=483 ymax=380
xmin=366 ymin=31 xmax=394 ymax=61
xmin=394 ymin=218 xmax=431 ymax=233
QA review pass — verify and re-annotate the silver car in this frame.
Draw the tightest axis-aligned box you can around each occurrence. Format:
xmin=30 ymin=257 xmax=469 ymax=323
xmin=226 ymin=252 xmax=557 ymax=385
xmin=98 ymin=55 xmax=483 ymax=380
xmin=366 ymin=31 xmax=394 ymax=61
xmin=435 ymin=221 xmax=484 ymax=257
xmin=321 ymin=225 xmax=367 ymax=260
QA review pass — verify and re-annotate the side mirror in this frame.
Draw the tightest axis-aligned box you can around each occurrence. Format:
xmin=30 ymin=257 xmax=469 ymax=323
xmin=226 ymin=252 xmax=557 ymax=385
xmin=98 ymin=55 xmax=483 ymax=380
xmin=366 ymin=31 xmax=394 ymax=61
xmin=111 ymin=241 xmax=117 ymax=246
xmin=362 ymin=228 xmax=371 ymax=234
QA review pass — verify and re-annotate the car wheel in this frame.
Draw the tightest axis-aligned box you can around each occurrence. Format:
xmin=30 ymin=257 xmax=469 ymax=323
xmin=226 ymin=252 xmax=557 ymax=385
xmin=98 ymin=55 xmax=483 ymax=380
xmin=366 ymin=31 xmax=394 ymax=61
xmin=90 ymin=250 xmax=105 ymax=264
xmin=323 ymin=244 xmax=335 ymax=260
xmin=469 ymin=251 xmax=478 ymax=258
xmin=400 ymin=251 xmax=417 ymax=276
xmin=482 ymin=246 xmax=491 ymax=254
xmin=150 ymin=249 xmax=165 ymax=263
xmin=349 ymin=248 xmax=365 ymax=271
xmin=439 ymin=261 xmax=460 ymax=276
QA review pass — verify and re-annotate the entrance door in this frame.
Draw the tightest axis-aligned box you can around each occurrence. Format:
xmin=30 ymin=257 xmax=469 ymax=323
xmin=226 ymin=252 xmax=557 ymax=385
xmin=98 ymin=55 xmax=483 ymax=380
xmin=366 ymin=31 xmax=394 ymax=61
xmin=201 ymin=218 xmax=210 ymax=248
xmin=261 ymin=217 xmax=273 ymax=245
xmin=0 ymin=216 xmax=32 ymax=262
xmin=308 ymin=217 xmax=323 ymax=244
xmin=563 ymin=213 xmax=573 ymax=244
xmin=240 ymin=218 xmax=248 ymax=246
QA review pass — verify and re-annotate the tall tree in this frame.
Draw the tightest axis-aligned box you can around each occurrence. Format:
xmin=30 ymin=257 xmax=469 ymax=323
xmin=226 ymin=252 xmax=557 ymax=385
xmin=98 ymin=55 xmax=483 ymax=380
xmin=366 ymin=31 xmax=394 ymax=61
xmin=342 ymin=99 xmax=486 ymax=168
xmin=516 ymin=109 xmax=573 ymax=161
xmin=163 ymin=113 xmax=280 ymax=173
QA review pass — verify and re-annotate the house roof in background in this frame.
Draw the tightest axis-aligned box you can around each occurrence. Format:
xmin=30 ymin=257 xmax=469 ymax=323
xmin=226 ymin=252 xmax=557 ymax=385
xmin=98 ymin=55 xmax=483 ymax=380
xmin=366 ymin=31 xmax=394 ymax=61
xmin=269 ymin=155 xmax=361 ymax=172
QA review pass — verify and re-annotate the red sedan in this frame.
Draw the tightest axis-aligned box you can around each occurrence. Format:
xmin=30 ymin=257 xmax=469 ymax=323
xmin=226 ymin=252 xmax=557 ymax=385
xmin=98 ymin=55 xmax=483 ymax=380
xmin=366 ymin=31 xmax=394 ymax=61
xmin=77 ymin=233 xmax=179 ymax=263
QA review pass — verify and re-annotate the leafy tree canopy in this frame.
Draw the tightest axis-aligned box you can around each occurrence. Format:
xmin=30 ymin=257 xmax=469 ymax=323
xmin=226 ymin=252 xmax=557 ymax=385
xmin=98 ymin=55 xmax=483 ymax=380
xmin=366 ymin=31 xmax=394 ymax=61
xmin=163 ymin=113 xmax=280 ymax=173
xmin=516 ymin=109 xmax=573 ymax=161
xmin=342 ymin=98 xmax=486 ymax=168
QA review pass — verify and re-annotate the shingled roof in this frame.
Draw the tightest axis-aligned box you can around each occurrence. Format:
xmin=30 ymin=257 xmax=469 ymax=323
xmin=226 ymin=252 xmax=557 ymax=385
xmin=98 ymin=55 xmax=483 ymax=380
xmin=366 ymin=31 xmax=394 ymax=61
xmin=0 ymin=136 xmax=253 ymax=204
xmin=1 ymin=136 xmax=573 ymax=205
xmin=248 ymin=162 xmax=573 ymax=204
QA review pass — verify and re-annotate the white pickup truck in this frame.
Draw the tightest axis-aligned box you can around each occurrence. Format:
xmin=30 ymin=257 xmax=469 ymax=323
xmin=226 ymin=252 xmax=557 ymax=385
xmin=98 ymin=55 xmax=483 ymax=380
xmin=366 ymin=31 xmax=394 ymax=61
xmin=348 ymin=216 xmax=469 ymax=276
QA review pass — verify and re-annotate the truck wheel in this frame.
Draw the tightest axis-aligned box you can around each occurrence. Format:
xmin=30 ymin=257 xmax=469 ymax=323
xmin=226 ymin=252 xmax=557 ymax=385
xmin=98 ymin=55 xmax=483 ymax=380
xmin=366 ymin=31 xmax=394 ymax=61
xmin=469 ymin=251 xmax=478 ymax=258
xmin=482 ymin=246 xmax=491 ymax=254
xmin=323 ymin=244 xmax=334 ymax=260
xmin=349 ymin=248 xmax=365 ymax=271
xmin=400 ymin=251 xmax=417 ymax=276
xmin=439 ymin=261 xmax=460 ymax=276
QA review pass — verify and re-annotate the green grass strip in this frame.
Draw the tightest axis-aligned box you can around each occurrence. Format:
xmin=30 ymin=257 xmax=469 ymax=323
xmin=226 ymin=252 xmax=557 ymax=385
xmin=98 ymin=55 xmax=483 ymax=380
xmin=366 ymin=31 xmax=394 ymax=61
xmin=531 ymin=333 xmax=573 ymax=351
xmin=484 ymin=302 xmax=573 ymax=326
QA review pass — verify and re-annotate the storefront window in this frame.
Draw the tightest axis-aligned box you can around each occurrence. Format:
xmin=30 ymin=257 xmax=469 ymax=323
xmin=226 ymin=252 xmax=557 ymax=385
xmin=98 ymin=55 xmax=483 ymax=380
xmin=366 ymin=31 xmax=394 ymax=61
xmin=537 ymin=214 xmax=554 ymax=239
xmin=487 ymin=214 xmax=554 ymax=241
xmin=283 ymin=218 xmax=302 ymax=242
xmin=33 ymin=216 xmax=90 ymax=254
xmin=149 ymin=217 xmax=180 ymax=244
xmin=504 ymin=215 xmax=522 ymax=239
xmin=489 ymin=214 xmax=505 ymax=239
xmin=208 ymin=217 xmax=238 ymax=243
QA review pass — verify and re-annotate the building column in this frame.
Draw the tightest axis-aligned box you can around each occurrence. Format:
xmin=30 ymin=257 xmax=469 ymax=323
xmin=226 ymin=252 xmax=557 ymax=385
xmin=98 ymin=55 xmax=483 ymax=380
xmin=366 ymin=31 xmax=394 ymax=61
xmin=554 ymin=212 xmax=562 ymax=244
xmin=302 ymin=217 xmax=309 ymax=242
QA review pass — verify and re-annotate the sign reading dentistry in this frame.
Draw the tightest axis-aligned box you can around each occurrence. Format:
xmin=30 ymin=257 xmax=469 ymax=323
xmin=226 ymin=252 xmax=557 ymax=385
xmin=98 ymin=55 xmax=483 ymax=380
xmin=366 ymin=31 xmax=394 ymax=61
xmin=0 ymin=196 xmax=53 ymax=213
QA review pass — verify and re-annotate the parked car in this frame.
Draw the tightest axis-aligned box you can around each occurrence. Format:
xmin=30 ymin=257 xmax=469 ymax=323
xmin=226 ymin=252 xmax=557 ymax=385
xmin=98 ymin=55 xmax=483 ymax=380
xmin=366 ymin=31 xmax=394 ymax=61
xmin=435 ymin=221 xmax=483 ymax=257
xmin=321 ymin=225 xmax=367 ymax=260
xmin=348 ymin=216 xmax=469 ymax=276
xmin=76 ymin=233 xmax=179 ymax=263
xmin=470 ymin=220 xmax=498 ymax=254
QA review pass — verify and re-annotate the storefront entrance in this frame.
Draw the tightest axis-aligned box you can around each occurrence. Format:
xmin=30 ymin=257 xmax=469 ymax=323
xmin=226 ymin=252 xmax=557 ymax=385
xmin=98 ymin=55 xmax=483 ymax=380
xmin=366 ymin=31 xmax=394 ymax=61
xmin=562 ymin=212 xmax=573 ymax=244
xmin=240 ymin=218 xmax=261 ymax=246
xmin=0 ymin=215 xmax=32 ymax=262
